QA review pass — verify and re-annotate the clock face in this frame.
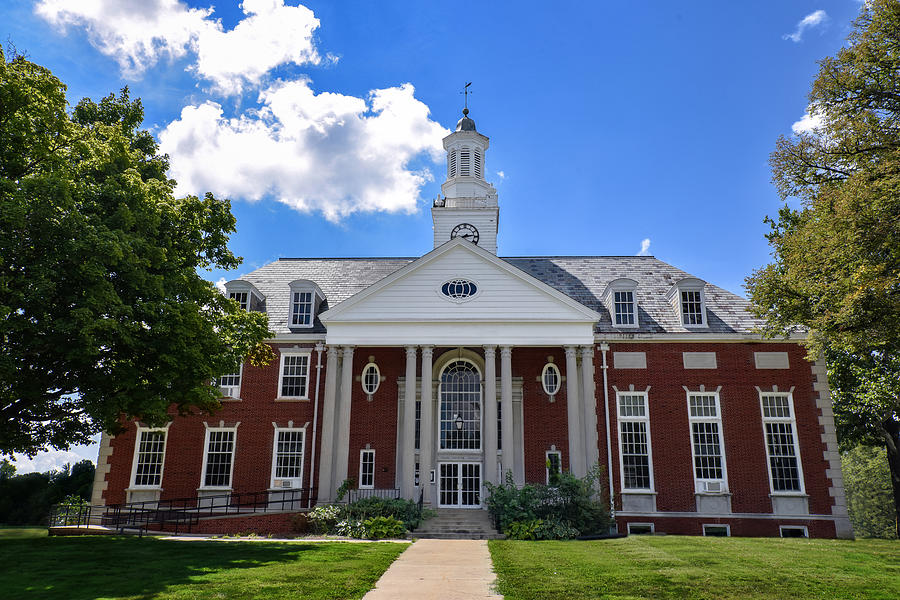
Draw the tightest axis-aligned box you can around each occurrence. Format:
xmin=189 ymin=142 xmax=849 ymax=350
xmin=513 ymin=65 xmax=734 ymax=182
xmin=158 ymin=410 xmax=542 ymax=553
xmin=451 ymin=223 xmax=480 ymax=244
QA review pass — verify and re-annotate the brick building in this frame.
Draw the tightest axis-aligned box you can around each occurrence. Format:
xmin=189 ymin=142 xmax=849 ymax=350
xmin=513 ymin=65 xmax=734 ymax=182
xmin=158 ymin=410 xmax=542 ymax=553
xmin=92 ymin=109 xmax=853 ymax=538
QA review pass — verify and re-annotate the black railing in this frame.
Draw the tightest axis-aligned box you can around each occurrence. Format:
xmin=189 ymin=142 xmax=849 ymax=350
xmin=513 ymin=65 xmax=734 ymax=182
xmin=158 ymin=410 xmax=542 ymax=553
xmin=48 ymin=487 xmax=317 ymax=537
xmin=347 ymin=488 xmax=401 ymax=502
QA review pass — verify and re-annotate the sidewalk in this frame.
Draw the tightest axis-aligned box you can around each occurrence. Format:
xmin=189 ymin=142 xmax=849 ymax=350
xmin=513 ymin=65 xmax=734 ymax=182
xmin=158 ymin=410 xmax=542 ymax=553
xmin=363 ymin=539 xmax=503 ymax=599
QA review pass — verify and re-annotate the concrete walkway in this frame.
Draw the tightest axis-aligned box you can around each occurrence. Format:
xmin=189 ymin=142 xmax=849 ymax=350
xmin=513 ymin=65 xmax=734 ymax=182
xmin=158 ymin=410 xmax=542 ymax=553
xmin=363 ymin=539 xmax=502 ymax=600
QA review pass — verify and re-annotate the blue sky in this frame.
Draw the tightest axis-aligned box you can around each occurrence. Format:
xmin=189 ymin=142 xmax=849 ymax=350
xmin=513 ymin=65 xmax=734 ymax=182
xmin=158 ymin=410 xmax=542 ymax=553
xmin=3 ymin=1 xmax=862 ymax=472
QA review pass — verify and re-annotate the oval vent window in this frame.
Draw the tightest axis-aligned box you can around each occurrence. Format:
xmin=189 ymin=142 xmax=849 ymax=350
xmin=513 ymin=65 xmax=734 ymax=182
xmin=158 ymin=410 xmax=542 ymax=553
xmin=441 ymin=279 xmax=478 ymax=300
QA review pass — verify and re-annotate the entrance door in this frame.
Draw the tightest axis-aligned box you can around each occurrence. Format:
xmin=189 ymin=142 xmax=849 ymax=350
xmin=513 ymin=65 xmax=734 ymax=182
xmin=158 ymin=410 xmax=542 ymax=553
xmin=439 ymin=462 xmax=481 ymax=508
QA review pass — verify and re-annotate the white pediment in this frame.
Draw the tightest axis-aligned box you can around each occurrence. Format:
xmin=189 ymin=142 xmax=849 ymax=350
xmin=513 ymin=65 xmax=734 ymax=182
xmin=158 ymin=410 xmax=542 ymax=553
xmin=320 ymin=238 xmax=600 ymax=346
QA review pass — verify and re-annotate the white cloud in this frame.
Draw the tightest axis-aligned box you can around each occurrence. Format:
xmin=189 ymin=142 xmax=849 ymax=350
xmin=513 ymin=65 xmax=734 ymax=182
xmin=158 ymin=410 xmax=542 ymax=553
xmin=159 ymin=79 xmax=448 ymax=220
xmin=496 ymin=170 xmax=505 ymax=179
xmin=792 ymin=111 xmax=824 ymax=134
xmin=35 ymin=0 xmax=324 ymax=94
xmin=11 ymin=448 xmax=95 ymax=474
xmin=215 ymin=277 xmax=227 ymax=293
xmin=783 ymin=10 xmax=829 ymax=43
xmin=637 ymin=238 xmax=651 ymax=256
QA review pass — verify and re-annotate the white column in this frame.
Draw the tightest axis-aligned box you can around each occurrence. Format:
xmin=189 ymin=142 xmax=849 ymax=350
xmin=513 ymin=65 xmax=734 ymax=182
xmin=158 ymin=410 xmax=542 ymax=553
xmin=333 ymin=346 xmax=354 ymax=489
xmin=482 ymin=345 xmax=498 ymax=486
xmin=565 ymin=346 xmax=584 ymax=477
xmin=402 ymin=346 xmax=418 ymax=499
xmin=581 ymin=345 xmax=600 ymax=474
xmin=500 ymin=346 xmax=514 ymax=477
xmin=317 ymin=346 xmax=340 ymax=502
xmin=420 ymin=346 xmax=434 ymax=503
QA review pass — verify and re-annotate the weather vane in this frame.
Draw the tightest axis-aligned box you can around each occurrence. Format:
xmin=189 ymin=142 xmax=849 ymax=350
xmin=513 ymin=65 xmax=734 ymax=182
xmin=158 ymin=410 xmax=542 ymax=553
xmin=461 ymin=82 xmax=472 ymax=112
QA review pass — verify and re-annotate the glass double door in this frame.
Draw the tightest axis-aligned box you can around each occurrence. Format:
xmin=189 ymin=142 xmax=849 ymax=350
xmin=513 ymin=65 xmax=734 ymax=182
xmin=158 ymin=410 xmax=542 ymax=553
xmin=438 ymin=462 xmax=481 ymax=508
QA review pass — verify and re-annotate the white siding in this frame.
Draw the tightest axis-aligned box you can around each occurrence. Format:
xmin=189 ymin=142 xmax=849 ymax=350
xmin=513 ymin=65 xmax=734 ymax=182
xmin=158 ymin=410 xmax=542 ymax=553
xmin=432 ymin=207 xmax=499 ymax=254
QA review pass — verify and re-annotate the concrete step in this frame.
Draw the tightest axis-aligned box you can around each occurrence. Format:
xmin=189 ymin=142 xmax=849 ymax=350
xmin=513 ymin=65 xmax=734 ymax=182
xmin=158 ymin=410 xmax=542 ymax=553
xmin=407 ymin=531 xmax=505 ymax=540
xmin=411 ymin=508 xmax=502 ymax=540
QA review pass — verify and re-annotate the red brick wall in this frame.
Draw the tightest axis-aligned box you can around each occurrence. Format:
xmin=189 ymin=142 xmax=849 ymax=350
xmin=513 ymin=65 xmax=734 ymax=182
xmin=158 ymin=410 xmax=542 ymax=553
xmin=615 ymin=515 xmax=837 ymax=538
xmin=604 ymin=342 xmax=832 ymax=516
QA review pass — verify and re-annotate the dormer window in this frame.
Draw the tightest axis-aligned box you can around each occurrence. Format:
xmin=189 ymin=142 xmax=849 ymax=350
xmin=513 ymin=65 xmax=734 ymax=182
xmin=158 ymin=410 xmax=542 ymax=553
xmin=666 ymin=278 xmax=708 ymax=328
xmin=288 ymin=280 xmax=325 ymax=330
xmin=291 ymin=291 xmax=313 ymax=327
xmin=224 ymin=280 xmax=265 ymax=312
xmin=602 ymin=278 xmax=639 ymax=328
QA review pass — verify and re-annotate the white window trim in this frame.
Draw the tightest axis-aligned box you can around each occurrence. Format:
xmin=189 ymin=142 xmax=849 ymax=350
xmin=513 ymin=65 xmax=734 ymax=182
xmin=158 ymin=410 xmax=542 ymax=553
xmin=616 ymin=390 xmax=655 ymax=492
xmin=289 ymin=287 xmax=315 ymax=329
xmin=759 ymin=390 xmax=806 ymax=496
xmin=779 ymin=525 xmax=809 ymax=538
xmin=627 ymin=522 xmax=655 ymax=535
xmin=545 ymin=449 xmax=562 ymax=484
xmin=666 ymin=279 xmax=708 ymax=328
xmin=603 ymin=278 xmax=639 ymax=329
xmin=361 ymin=362 xmax=381 ymax=397
xmin=702 ymin=524 xmax=731 ymax=537
xmin=685 ymin=389 xmax=729 ymax=494
xmin=224 ymin=281 xmax=264 ymax=312
xmin=218 ymin=363 xmax=243 ymax=400
xmin=199 ymin=424 xmax=238 ymax=490
xmin=359 ymin=449 xmax=376 ymax=489
xmin=541 ymin=362 xmax=561 ymax=397
xmin=438 ymin=358 xmax=483 ymax=453
xmin=277 ymin=350 xmax=312 ymax=400
xmin=129 ymin=425 xmax=170 ymax=489
xmin=270 ymin=425 xmax=306 ymax=489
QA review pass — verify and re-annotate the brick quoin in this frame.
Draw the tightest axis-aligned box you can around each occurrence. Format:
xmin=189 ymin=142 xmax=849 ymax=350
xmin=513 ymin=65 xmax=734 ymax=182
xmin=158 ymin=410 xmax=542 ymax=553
xmin=101 ymin=340 xmax=840 ymax=538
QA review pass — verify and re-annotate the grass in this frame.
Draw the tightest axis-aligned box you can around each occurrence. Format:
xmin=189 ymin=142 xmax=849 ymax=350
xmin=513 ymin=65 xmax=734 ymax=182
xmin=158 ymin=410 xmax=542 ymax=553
xmin=489 ymin=536 xmax=899 ymax=600
xmin=0 ymin=531 xmax=407 ymax=600
xmin=0 ymin=526 xmax=46 ymax=539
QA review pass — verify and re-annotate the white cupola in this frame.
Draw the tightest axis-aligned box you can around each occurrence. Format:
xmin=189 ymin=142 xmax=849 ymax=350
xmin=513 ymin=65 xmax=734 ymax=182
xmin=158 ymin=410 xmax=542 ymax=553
xmin=432 ymin=108 xmax=500 ymax=254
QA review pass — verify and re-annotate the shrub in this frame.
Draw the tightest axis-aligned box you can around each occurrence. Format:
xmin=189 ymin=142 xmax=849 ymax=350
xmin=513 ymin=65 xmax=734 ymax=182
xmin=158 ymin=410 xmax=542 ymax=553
xmin=363 ymin=516 xmax=406 ymax=539
xmin=344 ymin=497 xmax=426 ymax=531
xmin=308 ymin=504 xmax=341 ymax=534
xmin=485 ymin=465 xmax=612 ymax=539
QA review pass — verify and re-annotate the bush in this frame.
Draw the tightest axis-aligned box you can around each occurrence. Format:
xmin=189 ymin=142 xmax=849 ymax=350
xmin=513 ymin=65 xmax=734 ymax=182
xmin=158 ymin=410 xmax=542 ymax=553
xmin=843 ymin=445 xmax=898 ymax=539
xmin=363 ymin=516 xmax=406 ymax=539
xmin=344 ymin=497 xmax=427 ymax=531
xmin=485 ymin=465 xmax=612 ymax=539
xmin=307 ymin=497 xmax=426 ymax=538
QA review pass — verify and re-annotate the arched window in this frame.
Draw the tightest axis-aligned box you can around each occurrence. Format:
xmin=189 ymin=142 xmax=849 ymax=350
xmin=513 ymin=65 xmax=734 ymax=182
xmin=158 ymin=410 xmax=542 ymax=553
xmin=542 ymin=363 xmax=561 ymax=397
xmin=361 ymin=363 xmax=380 ymax=397
xmin=439 ymin=360 xmax=481 ymax=450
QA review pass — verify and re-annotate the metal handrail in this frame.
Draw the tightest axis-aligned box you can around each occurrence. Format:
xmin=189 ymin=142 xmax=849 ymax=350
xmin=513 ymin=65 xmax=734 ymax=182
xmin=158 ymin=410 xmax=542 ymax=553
xmin=348 ymin=488 xmax=401 ymax=502
xmin=49 ymin=487 xmax=317 ymax=537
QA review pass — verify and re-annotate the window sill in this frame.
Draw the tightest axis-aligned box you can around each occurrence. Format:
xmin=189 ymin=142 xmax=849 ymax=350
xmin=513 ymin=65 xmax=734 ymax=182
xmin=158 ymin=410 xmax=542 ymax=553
xmin=125 ymin=486 xmax=162 ymax=491
xmin=275 ymin=397 xmax=310 ymax=402
xmin=695 ymin=491 xmax=732 ymax=496
xmin=197 ymin=487 xmax=233 ymax=492
xmin=769 ymin=492 xmax=808 ymax=498
xmin=622 ymin=490 xmax=657 ymax=495
xmin=220 ymin=397 xmax=242 ymax=403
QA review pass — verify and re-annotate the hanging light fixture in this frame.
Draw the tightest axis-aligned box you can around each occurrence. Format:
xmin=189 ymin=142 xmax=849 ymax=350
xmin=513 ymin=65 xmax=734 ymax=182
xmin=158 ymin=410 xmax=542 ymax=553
xmin=455 ymin=414 xmax=464 ymax=431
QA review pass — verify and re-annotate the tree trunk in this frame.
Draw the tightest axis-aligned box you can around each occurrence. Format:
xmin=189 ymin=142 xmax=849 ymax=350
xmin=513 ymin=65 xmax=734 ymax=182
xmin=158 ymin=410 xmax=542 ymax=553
xmin=883 ymin=416 xmax=900 ymax=538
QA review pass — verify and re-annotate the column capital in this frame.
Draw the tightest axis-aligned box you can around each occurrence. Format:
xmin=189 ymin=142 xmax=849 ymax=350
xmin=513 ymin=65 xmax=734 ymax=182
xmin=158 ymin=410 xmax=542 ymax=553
xmin=405 ymin=345 xmax=418 ymax=357
xmin=499 ymin=345 xmax=513 ymax=358
xmin=342 ymin=345 xmax=355 ymax=358
xmin=580 ymin=345 xmax=594 ymax=358
xmin=483 ymin=344 xmax=496 ymax=357
xmin=564 ymin=345 xmax=578 ymax=358
xmin=326 ymin=345 xmax=340 ymax=357
xmin=421 ymin=345 xmax=434 ymax=357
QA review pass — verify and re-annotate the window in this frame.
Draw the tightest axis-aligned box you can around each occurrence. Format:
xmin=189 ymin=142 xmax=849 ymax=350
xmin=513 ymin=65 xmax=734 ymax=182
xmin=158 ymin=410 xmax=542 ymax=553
xmin=361 ymin=363 xmax=380 ymax=397
xmin=217 ymin=364 xmax=242 ymax=398
xmin=614 ymin=290 xmax=636 ymax=326
xmin=439 ymin=360 xmax=481 ymax=451
xmin=546 ymin=450 xmax=562 ymax=484
xmin=627 ymin=522 xmax=654 ymax=535
xmin=761 ymin=392 xmax=804 ymax=493
xmin=359 ymin=449 xmax=375 ymax=489
xmin=460 ymin=147 xmax=471 ymax=176
xmin=291 ymin=291 xmax=313 ymax=327
xmin=780 ymin=525 xmax=808 ymax=538
xmin=681 ymin=290 xmax=703 ymax=325
xmin=229 ymin=291 xmax=249 ymax=311
xmin=617 ymin=392 xmax=653 ymax=490
xmin=131 ymin=428 xmax=166 ymax=487
xmin=441 ymin=279 xmax=477 ymax=299
xmin=541 ymin=362 xmax=561 ymax=397
xmin=703 ymin=524 xmax=730 ymax=537
xmin=202 ymin=428 xmax=236 ymax=488
xmin=271 ymin=428 xmax=305 ymax=488
xmin=279 ymin=352 xmax=310 ymax=399
xmin=687 ymin=392 xmax=727 ymax=492
xmin=449 ymin=149 xmax=457 ymax=178
xmin=474 ymin=148 xmax=483 ymax=178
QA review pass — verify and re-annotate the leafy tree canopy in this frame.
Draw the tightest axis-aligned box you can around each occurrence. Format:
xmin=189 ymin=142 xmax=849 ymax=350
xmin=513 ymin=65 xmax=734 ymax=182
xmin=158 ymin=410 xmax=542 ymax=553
xmin=0 ymin=49 xmax=274 ymax=456
xmin=746 ymin=0 xmax=900 ymax=535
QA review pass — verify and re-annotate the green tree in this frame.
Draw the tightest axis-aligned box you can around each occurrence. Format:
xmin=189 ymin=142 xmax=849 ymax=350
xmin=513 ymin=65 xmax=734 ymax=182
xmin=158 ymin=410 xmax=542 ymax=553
xmin=842 ymin=445 xmax=897 ymax=538
xmin=0 ymin=49 xmax=274 ymax=456
xmin=745 ymin=1 xmax=900 ymax=535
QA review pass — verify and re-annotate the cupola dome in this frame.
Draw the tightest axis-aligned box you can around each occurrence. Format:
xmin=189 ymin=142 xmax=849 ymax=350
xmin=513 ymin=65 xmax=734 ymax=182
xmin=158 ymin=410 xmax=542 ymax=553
xmin=456 ymin=108 xmax=476 ymax=131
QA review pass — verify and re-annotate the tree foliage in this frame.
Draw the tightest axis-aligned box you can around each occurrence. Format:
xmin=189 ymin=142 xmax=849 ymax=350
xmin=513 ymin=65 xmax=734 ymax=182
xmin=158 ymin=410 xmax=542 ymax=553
xmin=745 ymin=1 xmax=900 ymax=535
xmin=0 ymin=49 xmax=274 ymax=455
xmin=842 ymin=445 xmax=898 ymax=538
xmin=0 ymin=459 xmax=94 ymax=525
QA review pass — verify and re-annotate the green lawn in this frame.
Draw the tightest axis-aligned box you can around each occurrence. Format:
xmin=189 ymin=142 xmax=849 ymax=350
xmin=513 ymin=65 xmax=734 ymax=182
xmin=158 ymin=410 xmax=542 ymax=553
xmin=0 ymin=532 xmax=407 ymax=600
xmin=489 ymin=536 xmax=899 ymax=600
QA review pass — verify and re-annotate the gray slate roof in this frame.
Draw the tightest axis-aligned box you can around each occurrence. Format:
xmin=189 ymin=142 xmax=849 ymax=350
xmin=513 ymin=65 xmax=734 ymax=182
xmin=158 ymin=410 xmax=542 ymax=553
xmin=238 ymin=256 xmax=763 ymax=336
